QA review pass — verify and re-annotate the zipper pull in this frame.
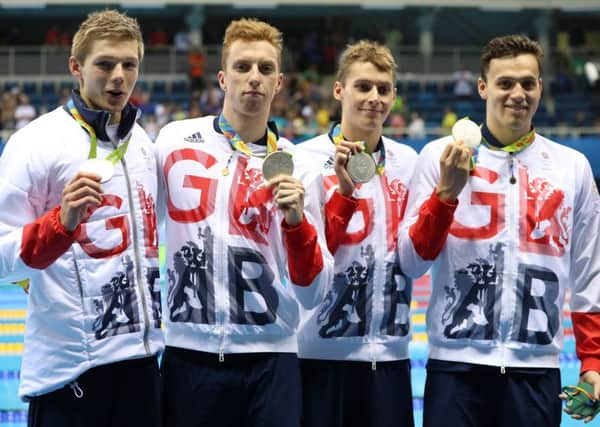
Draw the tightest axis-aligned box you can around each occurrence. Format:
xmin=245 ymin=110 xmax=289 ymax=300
xmin=219 ymin=349 xmax=225 ymax=363
xmin=509 ymin=154 xmax=516 ymax=184
xmin=68 ymin=381 xmax=84 ymax=398
xmin=371 ymin=357 xmax=377 ymax=371
xmin=500 ymin=365 xmax=506 ymax=374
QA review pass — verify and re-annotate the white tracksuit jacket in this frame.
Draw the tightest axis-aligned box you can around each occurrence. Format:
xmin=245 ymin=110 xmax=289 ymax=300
xmin=297 ymin=133 xmax=418 ymax=363
xmin=398 ymin=133 xmax=600 ymax=372
xmin=0 ymin=95 xmax=163 ymax=399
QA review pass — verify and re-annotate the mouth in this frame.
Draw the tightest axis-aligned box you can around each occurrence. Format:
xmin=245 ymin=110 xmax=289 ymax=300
xmin=106 ymin=90 xmax=126 ymax=100
xmin=244 ymin=91 xmax=263 ymax=97
xmin=505 ymin=104 xmax=528 ymax=113
xmin=360 ymin=108 xmax=384 ymax=115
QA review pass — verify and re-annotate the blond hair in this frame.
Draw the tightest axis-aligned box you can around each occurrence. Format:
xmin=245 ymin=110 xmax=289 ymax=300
xmin=221 ymin=18 xmax=283 ymax=70
xmin=336 ymin=40 xmax=397 ymax=84
xmin=71 ymin=10 xmax=144 ymax=63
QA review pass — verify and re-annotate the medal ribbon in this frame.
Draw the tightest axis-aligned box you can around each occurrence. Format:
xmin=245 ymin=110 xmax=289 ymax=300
xmin=67 ymin=99 xmax=130 ymax=164
xmin=331 ymin=123 xmax=385 ymax=175
xmin=218 ymin=114 xmax=277 ymax=157
xmin=482 ymin=128 xmax=535 ymax=153
xmin=481 ymin=126 xmax=535 ymax=184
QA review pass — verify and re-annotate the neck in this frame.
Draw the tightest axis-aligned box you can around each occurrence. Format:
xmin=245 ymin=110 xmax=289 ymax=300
xmin=79 ymin=92 xmax=121 ymax=125
xmin=486 ymin=117 xmax=531 ymax=146
xmin=222 ymin=105 xmax=268 ymax=143
xmin=340 ymin=121 xmax=380 ymax=152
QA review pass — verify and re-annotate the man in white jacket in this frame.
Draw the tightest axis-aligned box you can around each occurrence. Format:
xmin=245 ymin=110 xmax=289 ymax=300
xmin=398 ymin=34 xmax=600 ymax=426
xmin=0 ymin=10 xmax=162 ymax=427
xmin=297 ymin=40 xmax=418 ymax=427
xmin=155 ymin=18 xmax=332 ymax=427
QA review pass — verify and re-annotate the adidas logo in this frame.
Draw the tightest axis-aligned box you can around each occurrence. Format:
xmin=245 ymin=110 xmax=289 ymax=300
xmin=324 ymin=157 xmax=334 ymax=170
xmin=184 ymin=132 xmax=204 ymax=143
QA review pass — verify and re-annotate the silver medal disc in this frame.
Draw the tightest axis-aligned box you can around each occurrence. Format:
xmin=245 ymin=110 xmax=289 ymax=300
xmin=79 ymin=159 xmax=114 ymax=183
xmin=262 ymin=151 xmax=294 ymax=181
xmin=347 ymin=152 xmax=376 ymax=183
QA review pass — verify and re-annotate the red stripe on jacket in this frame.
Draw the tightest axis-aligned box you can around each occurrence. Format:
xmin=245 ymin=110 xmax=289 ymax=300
xmin=282 ymin=217 xmax=323 ymax=287
xmin=572 ymin=312 xmax=600 ymax=373
xmin=21 ymin=206 xmax=78 ymax=269
xmin=325 ymin=190 xmax=358 ymax=255
xmin=409 ymin=190 xmax=458 ymax=260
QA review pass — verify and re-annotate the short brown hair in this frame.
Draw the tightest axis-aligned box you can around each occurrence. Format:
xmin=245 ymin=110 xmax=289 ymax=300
xmin=71 ymin=10 xmax=144 ymax=63
xmin=221 ymin=18 xmax=283 ymax=70
xmin=480 ymin=34 xmax=543 ymax=81
xmin=336 ymin=40 xmax=397 ymax=84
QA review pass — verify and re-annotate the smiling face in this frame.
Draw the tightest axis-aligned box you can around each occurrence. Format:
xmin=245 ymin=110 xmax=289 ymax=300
xmin=69 ymin=38 xmax=140 ymax=124
xmin=218 ymin=39 xmax=283 ymax=120
xmin=335 ymin=61 xmax=396 ymax=137
xmin=478 ymin=53 xmax=542 ymax=144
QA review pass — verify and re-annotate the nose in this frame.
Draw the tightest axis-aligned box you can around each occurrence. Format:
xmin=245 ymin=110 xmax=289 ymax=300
xmin=510 ymin=83 xmax=526 ymax=102
xmin=367 ymin=86 xmax=381 ymax=104
xmin=248 ymin=64 xmax=260 ymax=87
xmin=110 ymin=63 xmax=125 ymax=84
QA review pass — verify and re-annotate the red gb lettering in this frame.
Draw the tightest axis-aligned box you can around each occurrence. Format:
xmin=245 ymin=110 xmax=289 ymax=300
xmin=229 ymin=156 xmax=275 ymax=245
xmin=382 ymin=176 xmax=409 ymax=251
xmin=137 ymin=183 xmax=159 ymax=258
xmin=519 ymin=169 xmax=570 ymax=256
xmin=323 ymin=174 xmax=374 ymax=245
xmin=77 ymin=195 xmax=130 ymax=258
xmin=164 ymin=148 xmax=218 ymax=223
xmin=449 ymin=166 xmax=505 ymax=240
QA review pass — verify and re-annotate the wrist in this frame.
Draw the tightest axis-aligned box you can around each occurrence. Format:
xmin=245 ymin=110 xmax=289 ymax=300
xmin=436 ymin=187 xmax=457 ymax=203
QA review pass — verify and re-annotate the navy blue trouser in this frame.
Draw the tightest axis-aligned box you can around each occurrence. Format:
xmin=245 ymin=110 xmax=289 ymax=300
xmin=161 ymin=346 xmax=301 ymax=427
xmin=27 ymin=356 xmax=161 ymax=427
xmin=300 ymin=358 xmax=414 ymax=427
xmin=423 ymin=360 xmax=562 ymax=427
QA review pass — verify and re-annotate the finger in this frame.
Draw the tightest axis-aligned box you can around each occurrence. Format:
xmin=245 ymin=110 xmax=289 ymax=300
xmin=440 ymin=142 xmax=454 ymax=162
xmin=64 ymin=177 xmax=104 ymax=195
xmin=64 ymin=185 xmax=103 ymax=203
xmin=71 ymin=171 xmax=102 ymax=180
xmin=459 ymin=149 xmax=471 ymax=168
xmin=275 ymin=194 xmax=302 ymax=207
xmin=266 ymin=175 xmax=294 ymax=189
xmin=66 ymin=195 xmax=103 ymax=210
xmin=593 ymin=382 xmax=600 ymax=401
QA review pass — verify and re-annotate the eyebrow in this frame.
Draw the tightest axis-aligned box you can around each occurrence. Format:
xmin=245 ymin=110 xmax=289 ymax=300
xmin=354 ymin=79 xmax=393 ymax=86
xmin=94 ymin=56 xmax=139 ymax=62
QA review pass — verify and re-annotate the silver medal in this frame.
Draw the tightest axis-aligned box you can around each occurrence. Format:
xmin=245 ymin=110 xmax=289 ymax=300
xmin=347 ymin=152 xmax=376 ymax=183
xmin=262 ymin=151 xmax=294 ymax=181
xmin=79 ymin=159 xmax=114 ymax=183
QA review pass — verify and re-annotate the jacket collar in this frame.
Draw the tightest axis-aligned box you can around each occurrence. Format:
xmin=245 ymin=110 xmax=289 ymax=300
xmin=212 ymin=115 xmax=280 ymax=145
xmin=65 ymin=89 xmax=140 ymax=141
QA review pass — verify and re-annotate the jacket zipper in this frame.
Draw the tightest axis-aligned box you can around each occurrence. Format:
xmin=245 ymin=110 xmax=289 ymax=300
xmin=121 ymin=151 xmax=151 ymax=355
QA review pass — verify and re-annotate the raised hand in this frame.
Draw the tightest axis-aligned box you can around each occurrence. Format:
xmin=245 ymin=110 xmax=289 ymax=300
xmin=436 ymin=140 xmax=472 ymax=202
xmin=334 ymin=140 xmax=363 ymax=197
xmin=267 ymin=175 xmax=305 ymax=227
xmin=60 ymin=172 xmax=103 ymax=231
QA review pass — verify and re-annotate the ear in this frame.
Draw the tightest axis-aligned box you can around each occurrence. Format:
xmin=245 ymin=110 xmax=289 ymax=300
xmin=217 ymin=70 xmax=226 ymax=91
xmin=477 ymin=77 xmax=487 ymax=100
xmin=69 ymin=56 xmax=81 ymax=79
xmin=333 ymin=81 xmax=343 ymax=101
xmin=274 ymin=72 xmax=283 ymax=95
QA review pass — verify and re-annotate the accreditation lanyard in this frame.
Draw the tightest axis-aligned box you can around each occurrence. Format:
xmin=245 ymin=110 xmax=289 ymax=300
xmin=482 ymin=127 xmax=535 ymax=184
xmin=218 ymin=114 xmax=278 ymax=158
xmin=67 ymin=99 xmax=131 ymax=164
xmin=331 ymin=123 xmax=385 ymax=175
